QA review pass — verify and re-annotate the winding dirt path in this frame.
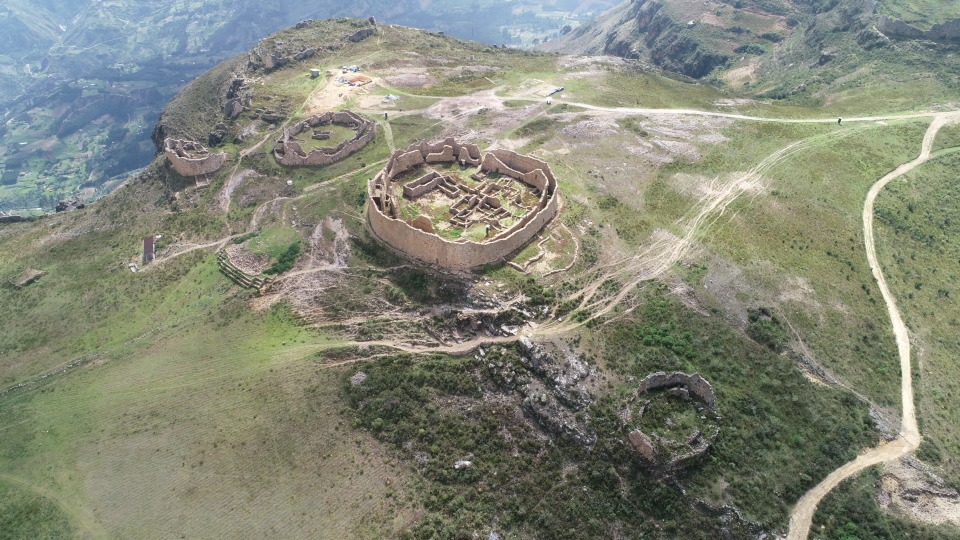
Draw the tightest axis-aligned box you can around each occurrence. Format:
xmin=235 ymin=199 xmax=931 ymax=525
xmin=786 ymin=111 xmax=960 ymax=539
xmin=516 ymin=96 xmax=940 ymax=125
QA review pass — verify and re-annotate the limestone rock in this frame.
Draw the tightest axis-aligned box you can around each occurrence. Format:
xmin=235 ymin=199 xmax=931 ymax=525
xmin=348 ymin=28 xmax=376 ymax=43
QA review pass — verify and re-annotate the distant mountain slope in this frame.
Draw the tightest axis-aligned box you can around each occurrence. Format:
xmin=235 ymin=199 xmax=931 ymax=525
xmin=543 ymin=0 xmax=960 ymax=90
xmin=0 ymin=0 xmax=593 ymax=214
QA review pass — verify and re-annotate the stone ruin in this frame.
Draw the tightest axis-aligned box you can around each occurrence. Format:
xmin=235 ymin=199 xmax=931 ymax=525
xmin=624 ymin=372 xmax=719 ymax=472
xmin=273 ymin=110 xmax=376 ymax=167
xmin=367 ymin=138 xmax=560 ymax=270
xmin=163 ymin=138 xmax=227 ymax=177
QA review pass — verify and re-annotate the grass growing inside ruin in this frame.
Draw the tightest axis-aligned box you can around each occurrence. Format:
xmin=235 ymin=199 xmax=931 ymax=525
xmin=295 ymin=124 xmax=360 ymax=152
xmin=873 ymin=153 xmax=960 ymax=485
xmin=635 ymin=392 xmax=710 ymax=442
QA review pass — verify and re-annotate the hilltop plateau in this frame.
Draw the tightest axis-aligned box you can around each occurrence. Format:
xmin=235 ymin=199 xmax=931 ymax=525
xmin=1 ymin=16 xmax=960 ymax=540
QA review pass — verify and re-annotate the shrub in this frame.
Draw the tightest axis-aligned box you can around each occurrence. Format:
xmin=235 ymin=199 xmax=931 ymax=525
xmin=264 ymin=241 xmax=301 ymax=275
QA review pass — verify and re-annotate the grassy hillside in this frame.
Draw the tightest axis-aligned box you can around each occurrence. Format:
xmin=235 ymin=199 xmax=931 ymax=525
xmin=878 ymin=0 xmax=960 ymax=27
xmin=543 ymin=0 xmax=960 ymax=114
xmin=1 ymin=17 xmax=959 ymax=539
xmin=873 ymin=150 xmax=960 ymax=485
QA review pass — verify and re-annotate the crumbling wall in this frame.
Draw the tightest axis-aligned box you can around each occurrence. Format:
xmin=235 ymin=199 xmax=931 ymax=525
xmin=403 ymin=172 xmax=442 ymax=198
xmin=480 ymin=150 xmax=556 ymax=192
xmin=367 ymin=139 xmax=559 ymax=270
xmin=385 ymin=138 xmax=481 ymax=179
xmin=273 ymin=110 xmax=375 ymax=167
xmin=163 ymin=138 xmax=227 ymax=177
xmin=625 ymin=371 xmax=719 ymax=471
xmin=636 ymin=371 xmax=716 ymax=410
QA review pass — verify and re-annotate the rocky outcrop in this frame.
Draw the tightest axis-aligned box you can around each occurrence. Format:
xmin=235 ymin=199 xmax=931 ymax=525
xmin=55 ymin=198 xmax=86 ymax=213
xmin=542 ymin=0 xmax=730 ymax=78
xmin=223 ymin=77 xmax=252 ymax=120
xmin=248 ymin=44 xmax=321 ymax=72
xmin=877 ymin=16 xmax=960 ymax=43
xmin=163 ymin=138 xmax=227 ymax=177
xmin=512 ymin=339 xmax=596 ymax=446
xmin=349 ymin=28 xmax=376 ymax=42
xmin=273 ymin=110 xmax=375 ymax=167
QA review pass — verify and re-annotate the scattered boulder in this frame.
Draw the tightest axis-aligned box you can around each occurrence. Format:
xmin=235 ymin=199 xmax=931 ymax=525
xmin=350 ymin=371 xmax=368 ymax=386
xmin=349 ymin=28 xmax=376 ymax=43
xmin=234 ymin=123 xmax=260 ymax=144
xmin=208 ymin=123 xmax=229 ymax=147
xmin=55 ymin=198 xmax=85 ymax=213
xmin=294 ymin=47 xmax=318 ymax=61
xmin=11 ymin=269 xmax=46 ymax=288
xmin=223 ymin=77 xmax=252 ymax=120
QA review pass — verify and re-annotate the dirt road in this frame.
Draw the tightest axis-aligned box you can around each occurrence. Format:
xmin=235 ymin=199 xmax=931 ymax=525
xmin=786 ymin=111 xmax=960 ymax=539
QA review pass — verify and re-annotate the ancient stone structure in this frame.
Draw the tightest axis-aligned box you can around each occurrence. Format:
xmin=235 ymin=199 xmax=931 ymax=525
xmin=636 ymin=371 xmax=716 ymax=410
xmin=367 ymin=138 xmax=560 ymax=270
xmin=273 ymin=110 xmax=376 ymax=167
xmin=625 ymin=371 xmax=719 ymax=471
xmin=163 ymin=138 xmax=227 ymax=177
xmin=216 ymin=251 xmax=274 ymax=294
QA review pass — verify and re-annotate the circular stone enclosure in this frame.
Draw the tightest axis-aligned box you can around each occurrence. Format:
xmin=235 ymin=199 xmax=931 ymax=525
xmin=273 ymin=110 xmax=375 ymax=167
xmin=624 ymin=372 xmax=719 ymax=471
xmin=366 ymin=138 xmax=560 ymax=270
xmin=164 ymin=137 xmax=227 ymax=177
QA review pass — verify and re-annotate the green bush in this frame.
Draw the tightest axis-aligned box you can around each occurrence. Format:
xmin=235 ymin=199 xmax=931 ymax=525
xmin=264 ymin=241 xmax=301 ymax=275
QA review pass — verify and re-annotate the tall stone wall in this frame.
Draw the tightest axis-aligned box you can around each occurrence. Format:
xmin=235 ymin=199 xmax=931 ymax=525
xmin=480 ymin=150 xmax=555 ymax=191
xmin=367 ymin=140 xmax=559 ymax=270
xmin=273 ymin=110 xmax=375 ymax=167
xmin=385 ymin=138 xmax=482 ymax=179
xmin=163 ymin=138 xmax=227 ymax=177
